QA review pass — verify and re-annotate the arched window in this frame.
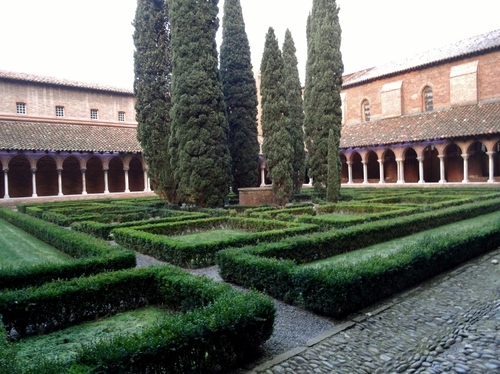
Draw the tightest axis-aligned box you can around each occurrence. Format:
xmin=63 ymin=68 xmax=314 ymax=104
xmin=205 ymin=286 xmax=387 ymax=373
xmin=362 ymin=99 xmax=370 ymax=122
xmin=423 ymin=86 xmax=433 ymax=112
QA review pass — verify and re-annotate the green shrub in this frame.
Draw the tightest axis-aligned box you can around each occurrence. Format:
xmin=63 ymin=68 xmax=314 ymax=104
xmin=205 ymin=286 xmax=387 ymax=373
xmin=0 ymin=266 xmax=275 ymax=373
xmin=0 ymin=208 xmax=135 ymax=290
xmin=113 ymin=217 xmax=318 ymax=267
xmin=217 ymin=198 xmax=500 ymax=318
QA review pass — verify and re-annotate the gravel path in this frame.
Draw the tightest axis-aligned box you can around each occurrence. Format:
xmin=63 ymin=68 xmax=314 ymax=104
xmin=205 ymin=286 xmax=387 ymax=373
xmin=135 ymin=253 xmax=337 ymax=366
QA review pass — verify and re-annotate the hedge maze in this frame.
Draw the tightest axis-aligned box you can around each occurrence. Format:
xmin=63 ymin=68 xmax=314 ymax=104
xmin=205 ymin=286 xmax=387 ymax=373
xmin=1 ymin=189 xmax=500 ymax=372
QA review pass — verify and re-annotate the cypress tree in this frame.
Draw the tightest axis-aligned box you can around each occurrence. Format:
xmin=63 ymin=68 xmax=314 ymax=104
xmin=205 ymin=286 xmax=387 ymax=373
xmin=282 ymin=29 xmax=306 ymax=194
xmin=133 ymin=0 xmax=176 ymax=202
xmin=304 ymin=0 xmax=343 ymax=199
xmin=168 ymin=0 xmax=232 ymax=208
xmin=260 ymin=27 xmax=294 ymax=207
xmin=220 ymin=0 xmax=260 ymax=194
xmin=326 ymin=128 xmax=340 ymax=201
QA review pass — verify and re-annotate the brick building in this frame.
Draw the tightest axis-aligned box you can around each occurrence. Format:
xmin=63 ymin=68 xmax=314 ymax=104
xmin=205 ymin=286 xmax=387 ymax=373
xmin=339 ymin=29 xmax=500 ymax=184
xmin=0 ymin=71 xmax=147 ymax=199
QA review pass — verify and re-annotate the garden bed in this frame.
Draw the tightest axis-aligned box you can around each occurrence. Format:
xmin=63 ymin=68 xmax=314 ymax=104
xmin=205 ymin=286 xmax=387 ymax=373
xmin=112 ymin=217 xmax=319 ymax=267
xmin=0 ymin=265 xmax=275 ymax=373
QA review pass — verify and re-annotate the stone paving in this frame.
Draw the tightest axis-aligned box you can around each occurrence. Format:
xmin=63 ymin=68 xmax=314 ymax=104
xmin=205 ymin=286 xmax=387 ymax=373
xmin=249 ymin=247 xmax=500 ymax=374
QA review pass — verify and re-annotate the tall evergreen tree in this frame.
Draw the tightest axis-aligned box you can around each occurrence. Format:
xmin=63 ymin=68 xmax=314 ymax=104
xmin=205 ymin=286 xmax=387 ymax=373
xmin=168 ymin=0 xmax=232 ymax=208
xmin=304 ymin=0 xmax=343 ymax=200
xmin=260 ymin=27 xmax=294 ymax=207
xmin=133 ymin=0 xmax=176 ymax=202
xmin=282 ymin=29 xmax=306 ymax=194
xmin=326 ymin=128 xmax=340 ymax=201
xmin=220 ymin=0 xmax=260 ymax=194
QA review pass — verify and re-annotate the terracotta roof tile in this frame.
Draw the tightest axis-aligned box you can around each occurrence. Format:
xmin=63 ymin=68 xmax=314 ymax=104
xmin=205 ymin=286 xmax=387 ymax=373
xmin=343 ymin=29 xmax=500 ymax=87
xmin=340 ymin=101 xmax=500 ymax=149
xmin=0 ymin=121 xmax=142 ymax=153
xmin=0 ymin=70 xmax=133 ymax=94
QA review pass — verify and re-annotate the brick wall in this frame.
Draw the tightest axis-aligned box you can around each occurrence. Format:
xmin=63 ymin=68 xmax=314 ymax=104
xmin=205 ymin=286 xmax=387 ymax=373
xmin=0 ymin=80 xmax=136 ymax=124
xmin=342 ymin=50 xmax=500 ymax=125
xmin=238 ymin=187 xmax=276 ymax=206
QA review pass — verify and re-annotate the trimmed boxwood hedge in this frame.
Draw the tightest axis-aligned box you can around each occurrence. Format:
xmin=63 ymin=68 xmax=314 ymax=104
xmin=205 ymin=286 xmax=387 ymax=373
xmin=0 ymin=208 xmax=136 ymax=290
xmin=298 ymin=203 xmax=417 ymax=229
xmin=112 ymin=217 xmax=319 ymax=268
xmin=71 ymin=212 xmax=209 ymax=240
xmin=216 ymin=198 xmax=500 ymax=317
xmin=0 ymin=266 xmax=275 ymax=374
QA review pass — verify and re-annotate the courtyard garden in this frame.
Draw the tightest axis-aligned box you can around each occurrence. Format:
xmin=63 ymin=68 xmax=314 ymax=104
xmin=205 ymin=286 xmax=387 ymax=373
xmin=1 ymin=187 xmax=500 ymax=373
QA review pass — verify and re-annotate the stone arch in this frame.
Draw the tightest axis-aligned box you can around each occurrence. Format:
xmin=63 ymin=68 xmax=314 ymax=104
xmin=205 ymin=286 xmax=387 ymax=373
xmin=129 ymin=156 xmax=145 ymax=192
xmin=36 ymin=155 xmax=58 ymax=197
xmin=422 ymin=145 xmax=440 ymax=183
xmin=366 ymin=150 xmax=379 ymax=182
xmin=382 ymin=149 xmax=397 ymax=183
xmin=86 ymin=156 xmax=105 ymax=194
xmin=62 ymin=155 xmax=83 ymax=195
xmin=444 ymin=143 xmax=463 ymax=182
xmin=467 ymin=141 xmax=488 ymax=182
xmin=351 ymin=152 xmax=363 ymax=183
xmin=494 ymin=141 xmax=500 ymax=180
xmin=403 ymin=147 xmax=419 ymax=183
xmin=340 ymin=153 xmax=348 ymax=183
xmin=8 ymin=154 xmax=32 ymax=198
xmin=108 ymin=156 xmax=125 ymax=193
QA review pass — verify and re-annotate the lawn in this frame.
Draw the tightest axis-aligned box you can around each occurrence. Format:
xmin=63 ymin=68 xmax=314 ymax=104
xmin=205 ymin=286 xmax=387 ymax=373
xmin=14 ymin=307 xmax=171 ymax=369
xmin=304 ymin=210 xmax=500 ymax=269
xmin=0 ymin=218 xmax=72 ymax=269
xmin=171 ymin=228 xmax=250 ymax=244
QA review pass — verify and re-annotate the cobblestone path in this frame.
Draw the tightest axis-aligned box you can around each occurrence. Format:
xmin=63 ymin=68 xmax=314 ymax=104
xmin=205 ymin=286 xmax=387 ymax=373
xmin=251 ymin=248 xmax=500 ymax=374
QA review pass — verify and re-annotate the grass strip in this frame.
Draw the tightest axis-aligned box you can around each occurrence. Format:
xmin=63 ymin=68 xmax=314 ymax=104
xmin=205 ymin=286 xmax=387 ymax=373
xmin=0 ymin=219 xmax=71 ymax=269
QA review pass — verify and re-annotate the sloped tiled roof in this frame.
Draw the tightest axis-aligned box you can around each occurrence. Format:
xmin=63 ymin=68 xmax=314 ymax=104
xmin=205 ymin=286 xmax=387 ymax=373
xmin=0 ymin=121 xmax=142 ymax=153
xmin=343 ymin=29 xmax=500 ymax=87
xmin=0 ymin=70 xmax=133 ymax=95
xmin=340 ymin=101 xmax=500 ymax=149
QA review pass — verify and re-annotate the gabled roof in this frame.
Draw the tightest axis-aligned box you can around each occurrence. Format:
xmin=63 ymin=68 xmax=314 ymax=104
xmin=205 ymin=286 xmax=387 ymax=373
xmin=343 ymin=29 xmax=500 ymax=87
xmin=0 ymin=70 xmax=133 ymax=95
xmin=340 ymin=101 xmax=500 ymax=149
xmin=0 ymin=121 xmax=142 ymax=153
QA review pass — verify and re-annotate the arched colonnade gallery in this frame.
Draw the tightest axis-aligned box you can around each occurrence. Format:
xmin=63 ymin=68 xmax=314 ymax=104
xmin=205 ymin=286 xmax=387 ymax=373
xmin=339 ymin=138 xmax=500 ymax=185
xmin=0 ymin=151 xmax=150 ymax=199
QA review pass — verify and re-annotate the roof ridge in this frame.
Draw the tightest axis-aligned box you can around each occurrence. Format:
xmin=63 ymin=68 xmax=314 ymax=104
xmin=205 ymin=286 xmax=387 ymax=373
xmin=343 ymin=29 xmax=500 ymax=87
xmin=0 ymin=70 xmax=133 ymax=94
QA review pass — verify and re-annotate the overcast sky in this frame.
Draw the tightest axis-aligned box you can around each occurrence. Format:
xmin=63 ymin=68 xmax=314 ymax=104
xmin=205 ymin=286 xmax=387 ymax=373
xmin=0 ymin=0 xmax=498 ymax=89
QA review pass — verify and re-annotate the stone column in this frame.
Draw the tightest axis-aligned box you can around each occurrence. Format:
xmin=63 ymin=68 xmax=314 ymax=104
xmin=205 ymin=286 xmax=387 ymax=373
xmin=396 ymin=159 xmax=405 ymax=184
xmin=124 ymin=167 xmax=130 ymax=193
xmin=377 ymin=158 xmax=385 ymax=184
xmin=346 ymin=161 xmax=353 ymax=184
xmin=417 ymin=157 xmax=425 ymax=184
xmin=143 ymin=170 xmax=150 ymax=192
xmin=438 ymin=155 xmax=446 ymax=183
xmin=487 ymin=151 xmax=495 ymax=183
xmin=362 ymin=161 xmax=368 ymax=184
xmin=57 ymin=169 xmax=63 ymax=196
xmin=461 ymin=154 xmax=470 ymax=183
xmin=3 ymin=168 xmax=9 ymax=199
xmin=260 ymin=167 xmax=266 ymax=187
xmin=103 ymin=168 xmax=109 ymax=194
xmin=31 ymin=168 xmax=38 ymax=197
xmin=81 ymin=168 xmax=87 ymax=195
